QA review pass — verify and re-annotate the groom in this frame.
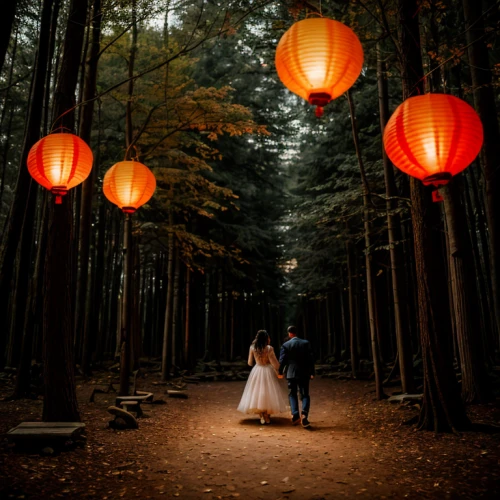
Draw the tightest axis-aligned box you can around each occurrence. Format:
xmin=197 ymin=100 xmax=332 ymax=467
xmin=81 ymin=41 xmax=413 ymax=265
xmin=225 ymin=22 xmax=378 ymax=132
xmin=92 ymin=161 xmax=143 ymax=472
xmin=278 ymin=326 xmax=315 ymax=428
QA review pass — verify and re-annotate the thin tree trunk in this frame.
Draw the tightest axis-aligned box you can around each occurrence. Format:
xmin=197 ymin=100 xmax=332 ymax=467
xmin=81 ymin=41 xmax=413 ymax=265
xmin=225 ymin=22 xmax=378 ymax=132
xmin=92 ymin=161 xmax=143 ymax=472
xmin=0 ymin=0 xmax=56 ymax=370
xmin=347 ymin=90 xmax=384 ymax=399
xmin=0 ymin=0 xmax=18 ymax=75
xmin=0 ymin=26 xmax=18 ymax=206
xmin=346 ymin=231 xmax=358 ymax=378
xmin=171 ymin=245 xmax=180 ymax=370
xmin=184 ymin=266 xmax=190 ymax=366
xmin=75 ymin=0 xmax=102 ymax=375
xmin=125 ymin=0 xmax=137 ymax=155
xmin=119 ymin=214 xmax=132 ymax=396
xmin=12 ymin=199 xmax=48 ymax=398
xmin=161 ymin=212 xmax=174 ymax=380
xmin=462 ymin=0 xmax=500 ymax=342
xmin=376 ymin=43 xmax=415 ymax=393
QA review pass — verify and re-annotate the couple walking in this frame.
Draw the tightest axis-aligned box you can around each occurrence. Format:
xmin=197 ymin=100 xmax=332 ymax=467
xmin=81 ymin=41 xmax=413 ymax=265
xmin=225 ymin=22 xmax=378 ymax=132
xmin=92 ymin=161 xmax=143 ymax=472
xmin=237 ymin=326 xmax=315 ymax=427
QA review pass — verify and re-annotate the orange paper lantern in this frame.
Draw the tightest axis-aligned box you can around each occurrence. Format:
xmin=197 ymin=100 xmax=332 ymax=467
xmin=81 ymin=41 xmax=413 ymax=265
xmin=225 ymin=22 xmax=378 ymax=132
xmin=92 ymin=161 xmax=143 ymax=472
xmin=27 ymin=132 xmax=93 ymax=203
xmin=383 ymin=94 xmax=483 ymax=186
xmin=275 ymin=17 xmax=364 ymax=117
xmin=103 ymin=160 xmax=156 ymax=213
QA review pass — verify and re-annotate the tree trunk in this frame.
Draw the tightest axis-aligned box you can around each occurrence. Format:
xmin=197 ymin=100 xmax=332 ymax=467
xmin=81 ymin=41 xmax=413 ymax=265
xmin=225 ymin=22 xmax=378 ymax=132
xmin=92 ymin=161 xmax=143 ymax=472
xmin=346 ymin=232 xmax=358 ymax=378
xmin=376 ymin=43 xmax=415 ymax=393
xmin=441 ymin=182 xmax=491 ymax=403
xmin=184 ymin=266 xmax=190 ymax=366
xmin=43 ymin=200 xmax=80 ymax=421
xmin=42 ymin=0 xmax=89 ymax=421
xmin=119 ymin=214 xmax=132 ymax=396
xmin=125 ymin=0 xmax=138 ymax=155
xmin=161 ymin=212 xmax=174 ymax=380
xmin=0 ymin=0 xmax=18 ymax=75
xmin=462 ymin=0 xmax=500 ymax=342
xmin=75 ymin=0 xmax=102 ymax=375
xmin=0 ymin=0 xmax=56 ymax=370
xmin=12 ymin=199 xmax=48 ymax=398
xmin=171 ymin=245 xmax=180 ymax=370
xmin=398 ymin=0 xmax=469 ymax=431
xmin=0 ymin=26 xmax=18 ymax=206
xmin=347 ymin=90 xmax=384 ymax=399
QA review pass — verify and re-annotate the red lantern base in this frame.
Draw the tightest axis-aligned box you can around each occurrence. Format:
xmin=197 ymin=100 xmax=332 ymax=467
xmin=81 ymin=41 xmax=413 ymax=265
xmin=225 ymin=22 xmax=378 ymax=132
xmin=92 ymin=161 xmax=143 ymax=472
xmin=51 ymin=187 xmax=68 ymax=204
xmin=422 ymin=172 xmax=452 ymax=186
xmin=122 ymin=206 xmax=137 ymax=214
xmin=309 ymin=92 xmax=331 ymax=118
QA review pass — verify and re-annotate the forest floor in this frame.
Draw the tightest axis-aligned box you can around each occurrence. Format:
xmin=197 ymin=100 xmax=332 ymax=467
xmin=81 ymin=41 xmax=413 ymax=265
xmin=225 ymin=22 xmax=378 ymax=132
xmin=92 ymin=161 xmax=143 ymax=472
xmin=1 ymin=375 xmax=500 ymax=499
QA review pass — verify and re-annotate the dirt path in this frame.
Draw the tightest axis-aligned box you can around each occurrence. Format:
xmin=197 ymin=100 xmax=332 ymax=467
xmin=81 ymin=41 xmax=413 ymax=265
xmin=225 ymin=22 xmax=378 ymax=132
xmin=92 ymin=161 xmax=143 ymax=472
xmin=1 ymin=378 xmax=500 ymax=499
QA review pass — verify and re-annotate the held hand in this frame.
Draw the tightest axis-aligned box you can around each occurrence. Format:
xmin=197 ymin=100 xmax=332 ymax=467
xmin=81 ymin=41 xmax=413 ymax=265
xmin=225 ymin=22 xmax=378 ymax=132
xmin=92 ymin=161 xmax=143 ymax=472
xmin=310 ymin=375 xmax=314 ymax=380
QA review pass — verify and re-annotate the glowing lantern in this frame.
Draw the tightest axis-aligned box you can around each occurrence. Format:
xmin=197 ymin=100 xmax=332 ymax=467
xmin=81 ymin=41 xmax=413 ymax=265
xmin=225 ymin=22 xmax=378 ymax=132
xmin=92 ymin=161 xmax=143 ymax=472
xmin=383 ymin=94 xmax=483 ymax=186
xmin=27 ymin=132 xmax=93 ymax=203
xmin=103 ymin=160 xmax=156 ymax=213
xmin=275 ymin=17 xmax=364 ymax=117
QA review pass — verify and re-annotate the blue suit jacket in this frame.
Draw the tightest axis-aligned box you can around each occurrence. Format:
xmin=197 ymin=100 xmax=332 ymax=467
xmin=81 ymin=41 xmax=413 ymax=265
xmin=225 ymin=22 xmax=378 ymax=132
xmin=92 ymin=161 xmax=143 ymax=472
xmin=279 ymin=337 xmax=315 ymax=380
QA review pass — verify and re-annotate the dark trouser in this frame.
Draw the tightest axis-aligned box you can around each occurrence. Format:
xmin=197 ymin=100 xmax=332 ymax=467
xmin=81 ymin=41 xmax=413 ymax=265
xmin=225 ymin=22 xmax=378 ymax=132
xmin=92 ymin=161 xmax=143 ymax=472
xmin=287 ymin=378 xmax=310 ymax=418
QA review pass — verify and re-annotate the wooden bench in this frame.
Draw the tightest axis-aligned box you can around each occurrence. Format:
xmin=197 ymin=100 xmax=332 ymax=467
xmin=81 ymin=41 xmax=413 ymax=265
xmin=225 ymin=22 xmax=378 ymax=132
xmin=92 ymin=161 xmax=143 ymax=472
xmin=119 ymin=400 xmax=143 ymax=418
xmin=6 ymin=422 xmax=86 ymax=442
xmin=115 ymin=393 xmax=154 ymax=406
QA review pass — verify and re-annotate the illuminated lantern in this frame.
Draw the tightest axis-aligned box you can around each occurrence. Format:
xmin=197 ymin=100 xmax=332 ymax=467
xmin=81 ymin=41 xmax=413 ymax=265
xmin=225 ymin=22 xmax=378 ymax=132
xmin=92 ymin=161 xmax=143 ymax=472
xmin=383 ymin=94 xmax=483 ymax=186
xmin=275 ymin=17 xmax=364 ymax=117
xmin=27 ymin=132 xmax=93 ymax=203
xmin=103 ymin=160 xmax=156 ymax=213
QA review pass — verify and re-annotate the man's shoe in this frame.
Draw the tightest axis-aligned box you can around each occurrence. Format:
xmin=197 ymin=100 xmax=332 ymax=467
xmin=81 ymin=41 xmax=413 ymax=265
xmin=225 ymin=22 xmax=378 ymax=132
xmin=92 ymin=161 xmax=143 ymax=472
xmin=264 ymin=413 xmax=271 ymax=424
xmin=301 ymin=415 xmax=310 ymax=428
xmin=292 ymin=414 xmax=301 ymax=425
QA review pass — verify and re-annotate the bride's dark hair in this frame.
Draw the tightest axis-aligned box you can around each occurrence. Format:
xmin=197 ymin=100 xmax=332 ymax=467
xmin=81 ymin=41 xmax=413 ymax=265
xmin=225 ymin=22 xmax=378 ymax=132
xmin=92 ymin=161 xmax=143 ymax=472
xmin=252 ymin=330 xmax=269 ymax=353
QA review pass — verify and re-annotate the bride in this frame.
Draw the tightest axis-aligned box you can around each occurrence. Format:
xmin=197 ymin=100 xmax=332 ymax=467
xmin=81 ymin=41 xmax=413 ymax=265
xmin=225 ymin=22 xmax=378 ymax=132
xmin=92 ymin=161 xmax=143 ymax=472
xmin=237 ymin=330 xmax=288 ymax=424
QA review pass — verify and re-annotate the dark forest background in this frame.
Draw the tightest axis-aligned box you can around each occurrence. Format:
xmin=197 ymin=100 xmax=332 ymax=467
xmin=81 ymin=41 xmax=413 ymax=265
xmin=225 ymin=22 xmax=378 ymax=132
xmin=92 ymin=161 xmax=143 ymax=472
xmin=0 ymin=0 xmax=499 ymax=432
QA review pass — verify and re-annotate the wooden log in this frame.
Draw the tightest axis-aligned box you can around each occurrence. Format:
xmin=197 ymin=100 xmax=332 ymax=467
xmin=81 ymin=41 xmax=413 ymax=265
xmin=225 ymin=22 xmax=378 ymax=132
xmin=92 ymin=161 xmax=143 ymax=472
xmin=107 ymin=406 xmax=138 ymax=429
xmin=387 ymin=393 xmax=423 ymax=404
xmin=167 ymin=390 xmax=188 ymax=399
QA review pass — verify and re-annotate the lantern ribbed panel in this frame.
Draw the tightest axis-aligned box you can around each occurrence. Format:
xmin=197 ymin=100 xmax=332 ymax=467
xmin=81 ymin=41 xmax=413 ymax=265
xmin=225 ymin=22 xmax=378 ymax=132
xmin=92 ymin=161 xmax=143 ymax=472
xmin=383 ymin=94 xmax=483 ymax=182
xmin=103 ymin=161 xmax=156 ymax=211
xmin=27 ymin=133 xmax=93 ymax=191
xmin=275 ymin=18 xmax=364 ymax=102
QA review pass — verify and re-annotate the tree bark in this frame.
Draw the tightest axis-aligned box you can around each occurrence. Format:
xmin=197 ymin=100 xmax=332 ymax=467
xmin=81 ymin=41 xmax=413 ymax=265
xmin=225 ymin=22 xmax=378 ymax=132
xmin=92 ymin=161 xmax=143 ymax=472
xmin=43 ymin=200 xmax=80 ymax=421
xmin=184 ymin=266 xmax=191 ymax=366
xmin=0 ymin=0 xmax=18 ymax=75
xmin=462 ymin=0 xmax=500 ymax=342
xmin=42 ymin=0 xmax=89 ymax=420
xmin=161 ymin=211 xmax=175 ymax=380
xmin=441 ymin=182 xmax=491 ymax=403
xmin=0 ymin=0 xmax=55 ymax=370
xmin=75 ymin=0 xmax=102 ymax=375
xmin=346 ymin=231 xmax=358 ymax=378
xmin=119 ymin=214 xmax=132 ymax=396
xmin=376 ymin=43 xmax=415 ymax=393
xmin=171 ymin=245 xmax=180 ymax=370
xmin=398 ymin=0 xmax=469 ymax=431
xmin=347 ymin=90 xmax=384 ymax=400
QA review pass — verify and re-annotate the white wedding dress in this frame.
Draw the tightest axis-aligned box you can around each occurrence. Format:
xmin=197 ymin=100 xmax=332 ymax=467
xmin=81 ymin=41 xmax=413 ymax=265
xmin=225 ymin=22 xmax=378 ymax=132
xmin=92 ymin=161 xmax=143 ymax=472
xmin=237 ymin=344 xmax=288 ymax=415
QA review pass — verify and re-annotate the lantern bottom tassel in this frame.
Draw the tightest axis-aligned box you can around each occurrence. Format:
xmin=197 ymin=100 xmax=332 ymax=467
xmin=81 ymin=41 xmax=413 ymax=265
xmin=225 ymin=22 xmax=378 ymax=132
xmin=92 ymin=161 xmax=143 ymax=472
xmin=315 ymin=106 xmax=324 ymax=118
xmin=51 ymin=187 xmax=68 ymax=205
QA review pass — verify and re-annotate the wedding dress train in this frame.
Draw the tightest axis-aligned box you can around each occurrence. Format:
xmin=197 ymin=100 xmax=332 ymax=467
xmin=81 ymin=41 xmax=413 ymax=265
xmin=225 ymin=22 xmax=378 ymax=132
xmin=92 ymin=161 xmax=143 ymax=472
xmin=237 ymin=344 xmax=288 ymax=415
